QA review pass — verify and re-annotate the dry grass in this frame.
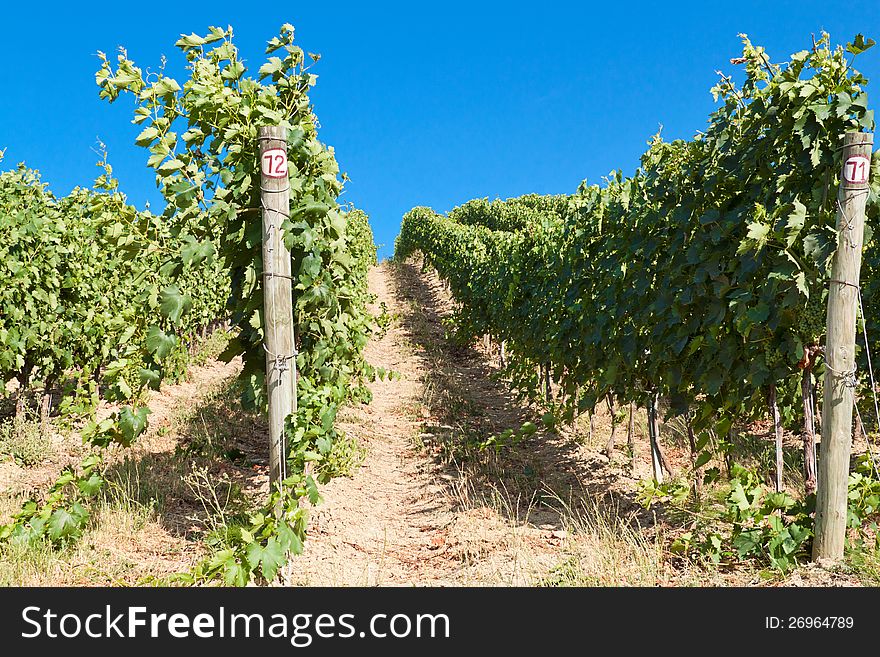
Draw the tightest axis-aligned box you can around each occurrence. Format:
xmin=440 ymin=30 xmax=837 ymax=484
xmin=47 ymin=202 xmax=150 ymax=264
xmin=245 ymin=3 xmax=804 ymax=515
xmin=0 ymin=487 xmax=191 ymax=586
xmin=0 ymin=410 xmax=55 ymax=467
xmin=0 ymin=351 xmax=253 ymax=586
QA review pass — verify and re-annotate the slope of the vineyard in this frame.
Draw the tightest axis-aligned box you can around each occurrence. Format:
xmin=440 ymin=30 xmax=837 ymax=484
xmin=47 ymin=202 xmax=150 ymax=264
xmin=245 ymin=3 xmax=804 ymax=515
xmin=395 ymin=35 xmax=880 ymax=571
xmin=268 ymin=260 xmax=869 ymax=586
xmin=1 ymin=259 xmax=871 ymax=586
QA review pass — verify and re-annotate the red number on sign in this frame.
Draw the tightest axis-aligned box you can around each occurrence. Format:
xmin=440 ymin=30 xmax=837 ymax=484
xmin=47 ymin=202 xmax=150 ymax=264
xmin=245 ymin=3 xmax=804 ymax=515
xmin=844 ymin=156 xmax=869 ymax=184
xmin=262 ymin=150 xmax=287 ymax=178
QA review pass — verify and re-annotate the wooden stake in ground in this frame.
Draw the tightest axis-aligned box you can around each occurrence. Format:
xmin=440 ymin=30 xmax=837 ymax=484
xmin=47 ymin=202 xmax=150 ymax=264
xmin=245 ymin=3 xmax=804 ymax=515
xmin=648 ymin=393 xmax=664 ymax=483
xmin=813 ymin=131 xmax=873 ymax=563
xmin=801 ymin=350 xmax=819 ymax=495
xmin=627 ymin=401 xmax=636 ymax=469
xmin=260 ymin=126 xmax=296 ymax=489
xmin=685 ymin=411 xmax=702 ymax=500
xmin=40 ymin=382 xmax=53 ymax=434
xmin=769 ymin=383 xmax=784 ymax=494
xmin=605 ymin=394 xmax=617 ymax=456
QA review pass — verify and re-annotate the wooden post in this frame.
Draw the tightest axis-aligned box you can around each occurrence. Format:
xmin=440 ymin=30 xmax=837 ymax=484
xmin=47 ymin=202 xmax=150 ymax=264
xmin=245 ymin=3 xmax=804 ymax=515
xmin=802 ymin=364 xmax=818 ymax=495
xmin=40 ymin=378 xmax=54 ymax=434
xmin=685 ymin=411 xmax=702 ymax=500
xmin=260 ymin=126 xmax=296 ymax=490
xmin=627 ymin=401 xmax=636 ymax=469
xmin=769 ymin=383 xmax=784 ymax=493
xmin=724 ymin=427 xmax=735 ymax=478
xmin=813 ymin=131 xmax=873 ymax=563
xmin=648 ymin=393 xmax=663 ymax=483
xmin=604 ymin=394 xmax=617 ymax=456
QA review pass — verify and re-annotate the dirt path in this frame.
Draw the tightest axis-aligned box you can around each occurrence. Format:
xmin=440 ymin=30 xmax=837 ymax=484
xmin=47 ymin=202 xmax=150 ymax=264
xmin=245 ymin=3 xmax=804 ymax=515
xmin=294 ymin=261 xmax=593 ymax=586
xmin=294 ymin=263 xmax=454 ymax=585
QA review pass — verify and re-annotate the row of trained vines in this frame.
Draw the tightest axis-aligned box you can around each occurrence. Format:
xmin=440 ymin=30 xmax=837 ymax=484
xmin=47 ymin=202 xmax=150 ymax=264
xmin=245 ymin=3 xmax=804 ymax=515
xmin=0 ymin=24 xmax=378 ymax=585
xmin=396 ymin=34 xmax=880 ymax=569
xmin=0 ymin=156 xmax=232 ymax=409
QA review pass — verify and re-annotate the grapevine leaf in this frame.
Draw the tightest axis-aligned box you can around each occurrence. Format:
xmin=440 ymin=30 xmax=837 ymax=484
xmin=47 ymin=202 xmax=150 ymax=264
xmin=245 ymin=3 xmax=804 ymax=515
xmin=134 ymin=126 xmax=160 ymax=146
xmin=118 ymin=406 xmax=150 ymax=446
xmin=47 ymin=503 xmax=88 ymax=543
xmin=224 ymin=560 xmax=250 ymax=587
xmin=139 ymin=367 xmax=162 ymax=390
xmin=246 ymin=537 xmax=287 ymax=581
xmin=145 ymin=326 xmax=177 ymax=359
xmin=276 ymin=521 xmax=304 ymax=555
xmin=846 ymin=34 xmax=876 ymax=55
xmin=76 ymin=473 xmax=104 ymax=497
xmin=181 ymin=235 xmax=215 ymax=267
xmin=159 ymin=286 xmax=192 ymax=324
xmin=305 ymin=475 xmax=321 ymax=505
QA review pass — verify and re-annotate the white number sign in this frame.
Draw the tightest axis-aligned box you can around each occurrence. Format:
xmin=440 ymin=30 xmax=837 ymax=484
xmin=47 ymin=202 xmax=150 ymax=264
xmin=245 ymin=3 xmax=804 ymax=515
xmin=261 ymin=148 xmax=288 ymax=179
xmin=843 ymin=155 xmax=870 ymax=185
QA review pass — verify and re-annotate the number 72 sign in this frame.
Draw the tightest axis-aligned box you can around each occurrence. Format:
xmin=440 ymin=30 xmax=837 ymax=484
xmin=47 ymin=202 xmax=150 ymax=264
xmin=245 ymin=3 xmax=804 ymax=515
xmin=261 ymin=148 xmax=288 ymax=179
xmin=844 ymin=155 xmax=870 ymax=185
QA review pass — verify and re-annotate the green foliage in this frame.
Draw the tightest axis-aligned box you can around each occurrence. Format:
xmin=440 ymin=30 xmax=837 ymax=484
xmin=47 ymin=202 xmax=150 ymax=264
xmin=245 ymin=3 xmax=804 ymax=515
xmin=1 ymin=24 xmax=377 ymax=586
xmin=660 ymin=459 xmax=880 ymax=572
xmin=0 ymin=155 xmax=230 ymax=421
xmin=186 ymin=475 xmax=313 ymax=586
xmin=847 ymin=453 xmax=880 ymax=531
xmin=396 ymin=33 xmax=879 ymax=434
xmin=636 ymin=478 xmax=692 ymax=508
xmin=344 ymin=206 xmax=378 ymax=274
xmin=0 ymin=454 xmax=104 ymax=547
xmin=316 ymin=433 xmax=366 ymax=480
xmin=476 ymin=421 xmax=538 ymax=455
xmin=658 ymin=464 xmax=813 ymax=572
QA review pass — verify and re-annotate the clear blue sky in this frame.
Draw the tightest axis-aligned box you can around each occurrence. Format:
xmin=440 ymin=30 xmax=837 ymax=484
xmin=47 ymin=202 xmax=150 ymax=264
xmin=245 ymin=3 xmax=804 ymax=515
xmin=1 ymin=2 xmax=878 ymax=259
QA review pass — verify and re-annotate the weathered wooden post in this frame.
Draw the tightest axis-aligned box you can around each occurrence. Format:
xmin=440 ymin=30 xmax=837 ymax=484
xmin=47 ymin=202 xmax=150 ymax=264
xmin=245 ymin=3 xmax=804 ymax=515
xmin=813 ymin=131 xmax=873 ymax=563
xmin=627 ymin=401 xmax=636 ymax=469
xmin=648 ymin=392 xmax=664 ymax=483
xmin=769 ymin=384 xmax=784 ymax=493
xmin=260 ymin=126 xmax=296 ymax=489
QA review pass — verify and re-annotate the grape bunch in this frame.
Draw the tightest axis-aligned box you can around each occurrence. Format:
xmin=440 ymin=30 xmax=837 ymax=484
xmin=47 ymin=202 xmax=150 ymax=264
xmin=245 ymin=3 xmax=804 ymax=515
xmin=765 ymin=345 xmax=786 ymax=369
xmin=796 ymin=294 xmax=827 ymax=346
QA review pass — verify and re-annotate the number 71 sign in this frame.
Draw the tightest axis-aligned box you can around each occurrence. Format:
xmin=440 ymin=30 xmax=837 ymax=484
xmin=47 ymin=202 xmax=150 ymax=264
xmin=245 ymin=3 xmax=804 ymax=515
xmin=844 ymin=155 xmax=870 ymax=185
xmin=261 ymin=148 xmax=288 ymax=179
